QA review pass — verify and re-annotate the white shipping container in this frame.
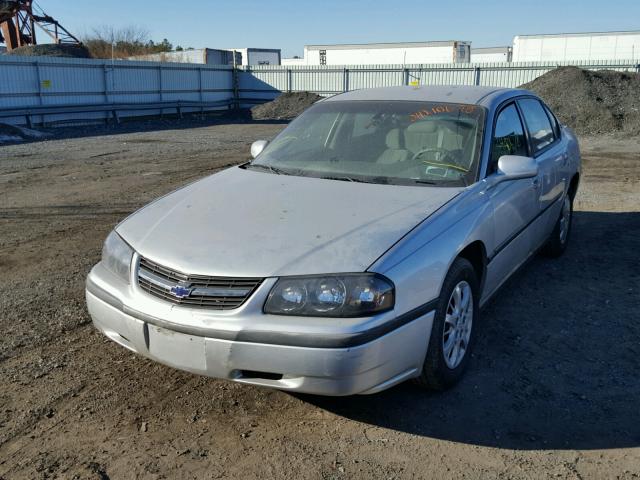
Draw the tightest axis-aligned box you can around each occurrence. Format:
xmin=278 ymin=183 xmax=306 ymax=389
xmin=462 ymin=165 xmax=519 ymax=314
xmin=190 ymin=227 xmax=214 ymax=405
xmin=126 ymin=48 xmax=239 ymax=65
xmin=281 ymin=57 xmax=305 ymax=66
xmin=513 ymin=31 xmax=640 ymax=62
xmin=470 ymin=47 xmax=512 ymax=63
xmin=302 ymin=41 xmax=471 ymax=65
xmin=230 ymin=48 xmax=281 ymax=65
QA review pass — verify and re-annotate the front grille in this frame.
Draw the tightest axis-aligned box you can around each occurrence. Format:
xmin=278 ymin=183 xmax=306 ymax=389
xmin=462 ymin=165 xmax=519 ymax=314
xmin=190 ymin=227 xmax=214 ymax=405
xmin=137 ymin=256 xmax=263 ymax=309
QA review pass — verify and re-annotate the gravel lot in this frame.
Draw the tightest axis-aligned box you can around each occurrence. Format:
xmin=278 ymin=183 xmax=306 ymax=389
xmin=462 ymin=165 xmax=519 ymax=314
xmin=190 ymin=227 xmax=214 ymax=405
xmin=0 ymin=117 xmax=639 ymax=479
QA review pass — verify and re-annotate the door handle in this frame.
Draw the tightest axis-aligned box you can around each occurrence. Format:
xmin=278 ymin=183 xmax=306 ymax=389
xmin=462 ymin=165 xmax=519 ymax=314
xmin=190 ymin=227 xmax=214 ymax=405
xmin=557 ymin=153 xmax=569 ymax=165
xmin=555 ymin=153 xmax=569 ymax=165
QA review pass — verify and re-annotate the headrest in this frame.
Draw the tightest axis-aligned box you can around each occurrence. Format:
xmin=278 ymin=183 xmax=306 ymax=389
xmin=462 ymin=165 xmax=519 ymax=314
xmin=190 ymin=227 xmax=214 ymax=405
xmin=406 ymin=120 xmax=439 ymax=134
xmin=385 ymin=128 xmax=402 ymax=149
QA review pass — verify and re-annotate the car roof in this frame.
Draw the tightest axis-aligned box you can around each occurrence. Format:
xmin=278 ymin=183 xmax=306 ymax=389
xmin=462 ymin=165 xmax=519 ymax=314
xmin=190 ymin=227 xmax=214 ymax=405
xmin=323 ymin=85 xmax=533 ymax=108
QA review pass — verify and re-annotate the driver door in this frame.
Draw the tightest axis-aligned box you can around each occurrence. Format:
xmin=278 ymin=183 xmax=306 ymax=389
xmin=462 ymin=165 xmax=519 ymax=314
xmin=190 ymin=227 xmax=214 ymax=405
xmin=482 ymin=102 xmax=540 ymax=301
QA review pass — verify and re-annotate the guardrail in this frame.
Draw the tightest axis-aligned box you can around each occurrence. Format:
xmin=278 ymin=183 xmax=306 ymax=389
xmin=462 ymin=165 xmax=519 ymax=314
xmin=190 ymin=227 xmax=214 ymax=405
xmin=0 ymin=99 xmax=233 ymax=127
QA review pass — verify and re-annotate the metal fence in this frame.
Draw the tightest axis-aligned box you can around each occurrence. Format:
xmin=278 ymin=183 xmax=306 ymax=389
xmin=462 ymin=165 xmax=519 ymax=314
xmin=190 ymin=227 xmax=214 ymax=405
xmin=1 ymin=56 xmax=639 ymax=126
xmin=0 ymin=55 xmax=234 ymax=125
xmin=238 ymin=59 xmax=640 ymax=102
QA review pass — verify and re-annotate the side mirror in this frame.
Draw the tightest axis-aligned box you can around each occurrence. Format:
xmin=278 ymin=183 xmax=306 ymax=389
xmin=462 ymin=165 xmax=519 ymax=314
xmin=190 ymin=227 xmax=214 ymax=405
xmin=496 ymin=155 xmax=538 ymax=181
xmin=250 ymin=140 xmax=269 ymax=159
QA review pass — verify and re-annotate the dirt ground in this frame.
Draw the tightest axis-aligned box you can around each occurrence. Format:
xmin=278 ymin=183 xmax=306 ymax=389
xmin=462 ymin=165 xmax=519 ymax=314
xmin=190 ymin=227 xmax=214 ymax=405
xmin=0 ymin=117 xmax=639 ymax=479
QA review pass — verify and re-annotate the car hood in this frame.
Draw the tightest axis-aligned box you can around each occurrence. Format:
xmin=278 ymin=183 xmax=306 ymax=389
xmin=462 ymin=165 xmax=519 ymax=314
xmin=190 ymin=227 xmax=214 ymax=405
xmin=116 ymin=166 xmax=462 ymax=277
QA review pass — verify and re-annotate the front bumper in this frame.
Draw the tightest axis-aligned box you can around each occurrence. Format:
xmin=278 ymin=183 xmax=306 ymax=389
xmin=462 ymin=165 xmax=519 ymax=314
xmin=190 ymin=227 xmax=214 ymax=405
xmin=86 ymin=262 xmax=435 ymax=396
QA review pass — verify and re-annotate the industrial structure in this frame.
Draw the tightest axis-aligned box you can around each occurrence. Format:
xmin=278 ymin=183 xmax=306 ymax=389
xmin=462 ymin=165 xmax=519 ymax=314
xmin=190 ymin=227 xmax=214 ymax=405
xmin=0 ymin=0 xmax=80 ymax=51
xmin=512 ymin=31 xmax=640 ymax=62
xmin=281 ymin=41 xmax=471 ymax=65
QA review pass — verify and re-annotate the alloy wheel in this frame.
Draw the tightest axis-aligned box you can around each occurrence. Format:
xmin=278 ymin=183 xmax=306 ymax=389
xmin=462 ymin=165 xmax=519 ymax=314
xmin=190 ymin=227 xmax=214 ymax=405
xmin=442 ymin=280 xmax=473 ymax=369
xmin=559 ymin=196 xmax=571 ymax=244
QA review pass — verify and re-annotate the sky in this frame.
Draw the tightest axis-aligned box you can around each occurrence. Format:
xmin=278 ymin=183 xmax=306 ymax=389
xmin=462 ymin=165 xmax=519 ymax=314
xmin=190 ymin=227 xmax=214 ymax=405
xmin=32 ymin=0 xmax=640 ymax=57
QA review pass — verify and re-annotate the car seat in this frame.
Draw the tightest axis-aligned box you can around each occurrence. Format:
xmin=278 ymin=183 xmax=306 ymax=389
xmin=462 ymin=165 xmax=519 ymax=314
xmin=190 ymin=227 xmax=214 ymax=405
xmin=376 ymin=129 xmax=410 ymax=164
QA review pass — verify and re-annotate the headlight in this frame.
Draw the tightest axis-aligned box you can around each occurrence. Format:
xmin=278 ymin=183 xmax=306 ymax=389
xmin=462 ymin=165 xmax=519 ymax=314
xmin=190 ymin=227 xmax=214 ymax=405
xmin=264 ymin=274 xmax=394 ymax=317
xmin=101 ymin=230 xmax=134 ymax=283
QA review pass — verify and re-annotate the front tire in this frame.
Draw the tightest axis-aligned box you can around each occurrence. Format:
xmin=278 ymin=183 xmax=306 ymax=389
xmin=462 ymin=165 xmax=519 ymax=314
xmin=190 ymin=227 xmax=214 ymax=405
xmin=413 ymin=257 xmax=479 ymax=391
xmin=542 ymin=194 xmax=572 ymax=257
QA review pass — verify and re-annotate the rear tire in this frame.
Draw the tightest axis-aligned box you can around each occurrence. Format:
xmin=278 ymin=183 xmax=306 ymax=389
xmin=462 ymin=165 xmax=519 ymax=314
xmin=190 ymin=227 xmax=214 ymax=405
xmin=542 ymin=195 xmax=572 ymax=258
xmin=413 ymin=257 xmax=479 ymax=391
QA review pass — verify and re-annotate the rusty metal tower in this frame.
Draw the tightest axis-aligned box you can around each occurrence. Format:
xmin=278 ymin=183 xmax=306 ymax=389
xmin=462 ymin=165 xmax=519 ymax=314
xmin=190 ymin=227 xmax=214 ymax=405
xmin=0 ymin=0 xmax=80 ymax=51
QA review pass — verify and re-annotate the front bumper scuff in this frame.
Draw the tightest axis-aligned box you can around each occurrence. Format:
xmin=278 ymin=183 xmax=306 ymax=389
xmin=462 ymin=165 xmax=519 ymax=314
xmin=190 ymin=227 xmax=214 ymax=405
xmin=86 ymin=264 xmax=436 ymax=396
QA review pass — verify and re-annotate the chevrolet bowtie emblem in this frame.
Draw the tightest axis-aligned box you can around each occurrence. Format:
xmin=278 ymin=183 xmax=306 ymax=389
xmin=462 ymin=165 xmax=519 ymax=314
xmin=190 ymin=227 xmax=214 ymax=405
xmin=169 ymin=282 xmax=193 ymax=299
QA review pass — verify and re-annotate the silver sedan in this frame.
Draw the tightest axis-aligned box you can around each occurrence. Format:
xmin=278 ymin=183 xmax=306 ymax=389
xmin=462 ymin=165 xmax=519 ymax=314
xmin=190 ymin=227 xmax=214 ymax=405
xmin=86 ymin=85 xmax=581 ymax=395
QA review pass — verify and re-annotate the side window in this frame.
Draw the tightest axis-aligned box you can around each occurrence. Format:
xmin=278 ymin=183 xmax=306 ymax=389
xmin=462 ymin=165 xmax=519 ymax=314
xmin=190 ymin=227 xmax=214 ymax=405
xmin=490 ymin=103 xmax=528 ymax=173
xmin=519 ymin=98 xmax=555 ymax=153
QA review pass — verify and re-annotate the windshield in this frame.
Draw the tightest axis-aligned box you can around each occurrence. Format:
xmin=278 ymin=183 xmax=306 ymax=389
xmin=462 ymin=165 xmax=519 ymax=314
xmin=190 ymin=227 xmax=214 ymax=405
xmin=250 ymin=100 xmax=486 ymax=187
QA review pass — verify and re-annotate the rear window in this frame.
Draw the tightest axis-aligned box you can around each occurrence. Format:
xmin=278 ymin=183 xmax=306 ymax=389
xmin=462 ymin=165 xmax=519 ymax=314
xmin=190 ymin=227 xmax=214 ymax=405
xmin=543 ymin=103 xmax=561 ymax=138
xmin=518 ymin=98 xmax=555 ymax=153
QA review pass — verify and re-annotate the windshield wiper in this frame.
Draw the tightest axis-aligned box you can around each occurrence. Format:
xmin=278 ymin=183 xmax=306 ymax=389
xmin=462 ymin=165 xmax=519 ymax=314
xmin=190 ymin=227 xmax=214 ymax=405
xmin=412 ymin=179 xmax=438 ymax=185
xmin=321 ymin=175 xmax=361 ymax=183
xmin=320 ymin=175 xmax=392 ymax=184
xmin=246 ymin=163 xmax=291 ymax=176
xmin=413 ymin=178 xmax=470 ymax=187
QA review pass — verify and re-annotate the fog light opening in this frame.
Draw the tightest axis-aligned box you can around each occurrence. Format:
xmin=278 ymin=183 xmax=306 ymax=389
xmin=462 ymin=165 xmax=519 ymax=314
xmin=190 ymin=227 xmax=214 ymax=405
xmin=238 ymin=370 xmax=284 ymax=381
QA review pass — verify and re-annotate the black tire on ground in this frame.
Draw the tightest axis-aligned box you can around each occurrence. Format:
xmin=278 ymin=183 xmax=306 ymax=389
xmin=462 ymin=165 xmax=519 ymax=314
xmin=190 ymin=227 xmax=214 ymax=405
xmin=542 ymin=194 xmax=573 ymax=258
xmin=413 ymin=257 xmax=480 ymax=391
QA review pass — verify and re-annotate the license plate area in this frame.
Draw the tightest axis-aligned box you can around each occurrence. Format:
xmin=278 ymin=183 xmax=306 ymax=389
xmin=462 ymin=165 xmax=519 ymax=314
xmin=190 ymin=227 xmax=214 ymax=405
xmin=147 ymin=324 xmax=207 ymax=372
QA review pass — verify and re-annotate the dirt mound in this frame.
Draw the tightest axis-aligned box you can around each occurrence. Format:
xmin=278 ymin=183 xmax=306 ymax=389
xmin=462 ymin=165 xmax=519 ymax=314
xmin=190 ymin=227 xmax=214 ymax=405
xmin=7 ymin=44 xmax=91 ymax=58
xmin=521 ymin=66 xmax=640 ymax=136
xmin=251 ymin=92 xmax=322 ymax=120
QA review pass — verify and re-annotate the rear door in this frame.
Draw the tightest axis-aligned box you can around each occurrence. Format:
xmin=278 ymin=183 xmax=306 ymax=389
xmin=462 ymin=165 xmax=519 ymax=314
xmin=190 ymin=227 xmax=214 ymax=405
xmin=483 ymin=102 xmax=539 ymax=300
xmin=517 ymin=98 xmax=565 ymax=245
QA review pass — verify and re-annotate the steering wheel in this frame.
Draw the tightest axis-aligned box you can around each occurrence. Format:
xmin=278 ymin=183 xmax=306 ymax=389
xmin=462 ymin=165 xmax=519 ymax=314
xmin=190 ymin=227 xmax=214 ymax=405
xmin=411 ymin=147 xmax=468 ymax=173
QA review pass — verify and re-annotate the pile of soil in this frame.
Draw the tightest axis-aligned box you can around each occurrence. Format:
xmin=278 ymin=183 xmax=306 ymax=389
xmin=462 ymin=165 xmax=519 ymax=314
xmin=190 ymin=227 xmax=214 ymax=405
xmin=251 ymin=92 xmax=322 ymax=120
xmin=7 ymin=44 xmax=91 ymax=58
xmin=522 ymin=66 xmax=640 ymax=136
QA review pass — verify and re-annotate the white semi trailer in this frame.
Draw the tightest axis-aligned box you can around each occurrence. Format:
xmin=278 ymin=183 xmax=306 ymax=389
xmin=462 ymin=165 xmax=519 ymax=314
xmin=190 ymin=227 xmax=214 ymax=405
xmin=127 ymin=49 xmax=240 ymax=65
xmin=301 ymin=41 xmax=471 ymax=65
xmin=470 ymin=46 xmax=512 ymax=63
xmin=513 ymin=31 xmax=640 ymax=62
xmin=127 ymin=48 xmax=282 ymax=66
xmin=231 ymin=48 xmax=281 ymax=66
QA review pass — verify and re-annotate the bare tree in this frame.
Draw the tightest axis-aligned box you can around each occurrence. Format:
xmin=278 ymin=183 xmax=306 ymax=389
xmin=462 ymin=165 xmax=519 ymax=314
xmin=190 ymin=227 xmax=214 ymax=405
xmin=82 ymin=25 xmax=174 ymax=59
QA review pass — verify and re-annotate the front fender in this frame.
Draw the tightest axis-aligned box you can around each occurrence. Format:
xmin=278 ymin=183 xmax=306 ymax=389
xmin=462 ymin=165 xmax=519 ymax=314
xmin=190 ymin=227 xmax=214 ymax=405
xmin=370 ymin=188 xmax=493 ymax=314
